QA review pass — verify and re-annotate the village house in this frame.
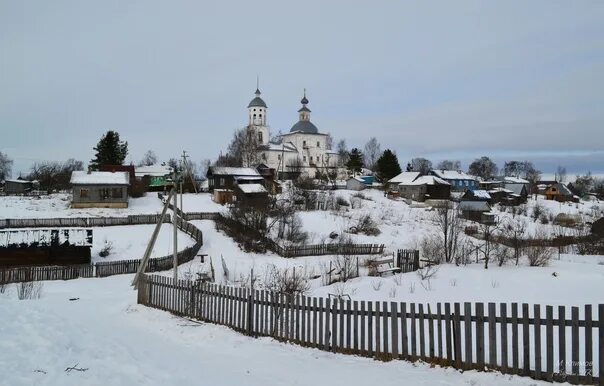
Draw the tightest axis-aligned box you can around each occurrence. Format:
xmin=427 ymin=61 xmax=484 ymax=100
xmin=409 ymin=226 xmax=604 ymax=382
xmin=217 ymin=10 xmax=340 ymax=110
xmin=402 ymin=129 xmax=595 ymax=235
xmin=429 ymin=170 xmax=478 ymax=192
xmin=70 ymin=171 xmax=130 ymax=208
xmin=458 ymin=201 xmax=496 ymax=224
xmin=388 ymin=172 xmax=450 ymax=202
xmin=3 ymin=179 xmax=38 ymax=195
xmin=544 ymin=182 xmax=578 ymax=203
xmin=243 ymin=88 xmax=340 ymax=179
xmin=135 ymin=164 xmax=173 ymax=192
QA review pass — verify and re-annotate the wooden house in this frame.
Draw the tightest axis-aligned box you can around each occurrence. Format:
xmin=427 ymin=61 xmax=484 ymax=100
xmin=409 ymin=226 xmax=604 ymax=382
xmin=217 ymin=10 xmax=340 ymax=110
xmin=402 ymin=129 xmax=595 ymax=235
xmin=346 ymin=177 xmax=367 ymax=191
xmin=544 ymin=183 xmax=577 ymax=203
xmin=461 ymin=189 xmax=491 ymax=202
xmin=458 ymin=201 xmax=495 ymax=224
xmin=234 ymin=183 xmax=270 ymax=208
xmin=387 ymin=172 xmax=451 ymax=201
xmin=206 ymin=167 xmax=262 ymax=192
xmin=4 ymin=179 xmax=38 ymax=195
xmin=70 ymin=171 xmax=130 ymax=208
xmin=430 ymin=170 xmax=478 ymax=192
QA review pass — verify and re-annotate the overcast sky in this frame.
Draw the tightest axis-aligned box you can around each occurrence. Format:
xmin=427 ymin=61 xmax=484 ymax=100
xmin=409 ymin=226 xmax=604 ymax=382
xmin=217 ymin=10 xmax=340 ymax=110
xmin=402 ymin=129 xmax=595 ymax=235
xmin=1 ymin=0 xmax=603 ymax=176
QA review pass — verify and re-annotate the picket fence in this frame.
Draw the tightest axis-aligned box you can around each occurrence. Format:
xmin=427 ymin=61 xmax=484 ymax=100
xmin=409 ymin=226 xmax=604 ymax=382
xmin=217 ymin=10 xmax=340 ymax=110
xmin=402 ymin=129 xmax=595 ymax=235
xmin=137 ymin=275 xmax=603 ymax=386
xmin=0 ymin=214 xmax=171 ymax=229
xmin=0 ymin=264 xmax=94 ymax=284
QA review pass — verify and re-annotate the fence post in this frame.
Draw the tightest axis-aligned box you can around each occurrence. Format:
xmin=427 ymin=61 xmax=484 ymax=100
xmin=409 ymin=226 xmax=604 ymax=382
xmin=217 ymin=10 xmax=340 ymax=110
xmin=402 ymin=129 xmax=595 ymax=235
xmin=247 ymin=293 xmax=254 ymax=337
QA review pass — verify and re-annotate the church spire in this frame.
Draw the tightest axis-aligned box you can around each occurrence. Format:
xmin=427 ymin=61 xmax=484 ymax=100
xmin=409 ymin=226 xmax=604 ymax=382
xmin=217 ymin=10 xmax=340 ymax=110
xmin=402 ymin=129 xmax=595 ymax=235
xmin=255 ymin=75 xmax=261 ymax=95
xmin=298 ymin=89 xmax=311 ymax=121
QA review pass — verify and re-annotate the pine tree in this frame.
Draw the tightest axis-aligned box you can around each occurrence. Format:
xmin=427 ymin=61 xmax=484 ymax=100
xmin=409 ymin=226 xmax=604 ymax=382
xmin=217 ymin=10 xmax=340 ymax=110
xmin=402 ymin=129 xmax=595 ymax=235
xmin=346 ymin=148 xmax=364 ymax=174
xmin=89 ymin=131 xmax=128 ymax=170
xmin=376 ymin=149 xmax=402 ymax=181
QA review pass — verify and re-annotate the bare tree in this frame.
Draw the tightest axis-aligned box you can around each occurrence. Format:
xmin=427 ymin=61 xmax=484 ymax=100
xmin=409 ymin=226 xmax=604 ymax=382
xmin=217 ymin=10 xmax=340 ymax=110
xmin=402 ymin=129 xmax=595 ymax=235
xmin=0 ymin=151 xmax=12 ymax=180
xmin=436 ymin=159 xmax=461 ymax=171
xmin=408 ymin=157 xmax=433 ymax=174
xmin=502 ymin=218 xmax=527 ymax=265
xmin=226 ymin=126 xmax=261 ymax=167
xmin=555 ymin=165 xmax=567 ymax=183
xmin=139 ymin=150 xmax=158 ymax=166
xmin=433 ymin=203 xmax=463 ymax=264
xmin=468 ymin=156 xmax=498 ymax=180
xmin=363 ymin=137 xmax=381 ymax=171
xmin=336 ymin=139 xmax=349 ymax=167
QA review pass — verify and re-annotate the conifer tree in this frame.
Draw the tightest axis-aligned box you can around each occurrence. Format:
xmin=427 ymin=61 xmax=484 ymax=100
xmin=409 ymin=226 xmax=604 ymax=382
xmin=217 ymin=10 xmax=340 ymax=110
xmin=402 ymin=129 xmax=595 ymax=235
xmin=346 ymin=148 xmax=364 ymax=174
xmin=89 ymin=131 xmax=128 ymax=170
xmin=376 ymin=149 xmax=402 ymax=181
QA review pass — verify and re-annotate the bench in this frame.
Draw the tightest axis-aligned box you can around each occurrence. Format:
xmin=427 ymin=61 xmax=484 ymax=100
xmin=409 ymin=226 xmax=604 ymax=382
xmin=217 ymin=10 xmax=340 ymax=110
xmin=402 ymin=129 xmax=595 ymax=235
xmin=370 ymin=257 xmax=401 ymax=276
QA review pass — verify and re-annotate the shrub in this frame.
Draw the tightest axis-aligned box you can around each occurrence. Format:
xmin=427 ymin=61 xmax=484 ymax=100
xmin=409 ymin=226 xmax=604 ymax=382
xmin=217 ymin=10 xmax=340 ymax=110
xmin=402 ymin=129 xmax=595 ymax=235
xmin=16 ymin=281 xmax=43 ymax=300
xmin=336 ymin=196 xmax=349 ymax=207
xmin=349 ymin=215 xmax=381 ymax=236
xmin=99 ymin=240 xmax=113 ymax=258
xmin=526 ymin=245 xmax=553 ymax=267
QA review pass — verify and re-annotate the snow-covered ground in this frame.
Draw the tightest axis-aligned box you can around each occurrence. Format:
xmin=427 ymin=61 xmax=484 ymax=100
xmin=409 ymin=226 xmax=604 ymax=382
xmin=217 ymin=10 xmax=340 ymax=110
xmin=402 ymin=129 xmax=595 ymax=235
xmin=0 ymin=275 xmax=553 ymax=386
xmin=91 ymin=225 xmax=196 ymax=262
xmin=0 ymin=193 xmax=163 ymax=218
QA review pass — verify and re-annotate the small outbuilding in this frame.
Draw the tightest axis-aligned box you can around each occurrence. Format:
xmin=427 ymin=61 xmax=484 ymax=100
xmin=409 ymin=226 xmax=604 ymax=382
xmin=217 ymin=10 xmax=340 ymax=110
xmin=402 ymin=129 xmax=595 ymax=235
xmin=458 ymin=201 xmax=495 ymax=224
xmin=544 ymin=183 xmax=577 ymax=203
xmin=4 ymin=179 xmax=38 ymax=195
xmin=70 ymin=171 xmax=130 ymax=208
xmin=234 ymin=183 xmax=269 ymax=208
xmin=346 ymin=177 xmax=367 ymax=191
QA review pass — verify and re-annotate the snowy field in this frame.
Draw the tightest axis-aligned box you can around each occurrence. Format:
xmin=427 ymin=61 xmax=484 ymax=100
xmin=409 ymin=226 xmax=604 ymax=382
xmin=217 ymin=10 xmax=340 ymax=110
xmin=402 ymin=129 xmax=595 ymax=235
xmin=0 ymin=275 xmax=553 ymax=386
xmin=0 ymin=193 xmax=164 ymax=218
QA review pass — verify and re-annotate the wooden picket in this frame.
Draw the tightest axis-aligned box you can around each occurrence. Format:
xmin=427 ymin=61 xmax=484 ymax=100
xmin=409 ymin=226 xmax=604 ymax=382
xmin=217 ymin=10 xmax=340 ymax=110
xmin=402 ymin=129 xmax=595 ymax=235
xmin=138 ymin=275 xmax=603 ymax=386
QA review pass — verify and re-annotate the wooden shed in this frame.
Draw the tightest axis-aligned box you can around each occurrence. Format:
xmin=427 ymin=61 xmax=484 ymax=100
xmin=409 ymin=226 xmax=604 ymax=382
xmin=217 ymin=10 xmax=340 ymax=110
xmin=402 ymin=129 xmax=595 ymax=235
xmin=70 ymin=171 xmax=130 ymax=208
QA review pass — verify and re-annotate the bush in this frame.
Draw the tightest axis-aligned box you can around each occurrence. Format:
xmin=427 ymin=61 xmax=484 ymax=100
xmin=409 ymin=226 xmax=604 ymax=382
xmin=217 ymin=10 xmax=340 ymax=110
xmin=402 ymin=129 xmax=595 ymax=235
xmin=99 ymin=240 xmax=113 ymax=258
xmin=532 ymin=203 xmax=544 ymax=221
xmin=526 ymin=245 xmax=553 ymax=267
xmin=336 ymin=196 xmax=349 ymax=207
xmin=16 ymin=281 xmax=43 ymax=300
xmin=348 ymin=215 xmax=381 ymax=236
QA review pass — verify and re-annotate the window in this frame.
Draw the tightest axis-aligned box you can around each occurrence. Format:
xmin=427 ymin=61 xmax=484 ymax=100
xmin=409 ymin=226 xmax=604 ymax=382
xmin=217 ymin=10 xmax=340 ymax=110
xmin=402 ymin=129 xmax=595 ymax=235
xmin=258 ymin=131 xmax=263 ymax=142
xmin=80 ymin=188 xmax=89 ymax=198
xmin=253 ymin=114 xmax=256 ymax=118
xmin=99 ymin=188 xmax=110 ymax=200
xmin=112 ymin=188 xmax=123 ymax=199
xmin=317 ymin=141 xmax=320 ymax=147
xmin=219 ymin=178 xmax=225 ymax=186
xmin=303 ymin=156 xmax=307 ymax=162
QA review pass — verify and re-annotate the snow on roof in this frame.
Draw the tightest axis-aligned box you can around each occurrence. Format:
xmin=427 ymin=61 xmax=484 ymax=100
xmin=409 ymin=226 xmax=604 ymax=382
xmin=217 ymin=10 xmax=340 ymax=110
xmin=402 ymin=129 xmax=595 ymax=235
xmin=458 ymin=201 xmax=491 ymax=212
xmin=431 ymin=170 xmax=476 ymax=181
xmin=210 ymin=167 xmax=260 ymax=176
xmin=235 ymin=176 xmax=265 ymax=181
xmin=0 ymin=228 xmax=93 ymax=248
xmin=505 ymin=184 xmax=526 ymax=196
xmin=135 ymin=164 xmax=172 ymax=177
xmin=237 ymin=184 xmax=267 ymax=194
xmin=70 ymin=171 xmax=129 ymax=185
xmin=388 ymin=172 xmax=421 ymax=184
xmin=503 ymin=176 xmax=529 ymax=184
xmin=4 ymin=179 xmax=35 ymax=184
xmin=488 ymin=187 xmax=513 ymax=194
xmin=472 ymin=190 xmax=491 ymax=199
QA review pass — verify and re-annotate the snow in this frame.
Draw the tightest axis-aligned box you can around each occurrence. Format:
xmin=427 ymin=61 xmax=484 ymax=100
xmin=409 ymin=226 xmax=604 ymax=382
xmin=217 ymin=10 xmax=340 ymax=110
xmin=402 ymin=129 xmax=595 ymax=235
xmin=0 ymin=193 xmax=164 ymax=218
xmin=0 ymin=275 xmax=558 ymax=386
xmin=431 ymin=170 xmax=476 ymax=181
xmin=70 ymin=171 xmax=129 ymax=185
xmin=177 ymin=193 xmax=227 ymax=213
xmin=237 ymin=184 xmax=267 ymax=194
xmin=503 ymin=176 xmax=529 ymax=184
xmin=471 ymin=190 xmax=491 ymax=199
xmin=91 ymin=224 xmax=196 ymax=262
xmin=0 ymin=228 xmax=92 ymax=248
xmin=134 ymin=164 xmax=172 ymax=177
xmin=388 ymin=171 xmax=421 ymax=184
xmin=209 ymin=167 xmax=260 ymax=176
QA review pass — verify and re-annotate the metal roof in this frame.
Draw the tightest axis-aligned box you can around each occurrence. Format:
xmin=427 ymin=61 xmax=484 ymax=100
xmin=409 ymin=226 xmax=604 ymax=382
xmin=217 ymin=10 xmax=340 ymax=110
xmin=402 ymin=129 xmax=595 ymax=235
xmin=290 ymin=120 xmax=319 ymax=134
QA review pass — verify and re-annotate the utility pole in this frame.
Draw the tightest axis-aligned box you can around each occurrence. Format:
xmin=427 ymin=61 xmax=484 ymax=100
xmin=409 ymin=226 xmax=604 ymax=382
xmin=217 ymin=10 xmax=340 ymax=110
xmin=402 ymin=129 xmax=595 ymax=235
xmin=173 ymin=169 xmax=179 ymax=281
xmin=181 ymin=150 xmax=197 ymax=194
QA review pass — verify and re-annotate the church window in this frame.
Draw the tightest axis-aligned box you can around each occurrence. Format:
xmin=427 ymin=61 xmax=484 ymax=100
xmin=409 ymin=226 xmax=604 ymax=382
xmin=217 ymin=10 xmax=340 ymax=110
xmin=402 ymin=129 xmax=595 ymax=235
xmin=317 ymin=141 xmax=320 ymax=147
xmin=258 ymin=132 xmax=263 ymax=142
xmin=303 ymin=140 xmax=306 ymax=147
xmin=303 ymin=156 xmax=306 ymax=162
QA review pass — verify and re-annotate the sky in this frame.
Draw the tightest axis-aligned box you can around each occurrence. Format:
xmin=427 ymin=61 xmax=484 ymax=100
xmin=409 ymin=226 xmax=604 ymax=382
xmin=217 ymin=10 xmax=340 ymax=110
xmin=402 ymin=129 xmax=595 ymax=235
xmin=1 ymin=0 xmax=603 ymax=177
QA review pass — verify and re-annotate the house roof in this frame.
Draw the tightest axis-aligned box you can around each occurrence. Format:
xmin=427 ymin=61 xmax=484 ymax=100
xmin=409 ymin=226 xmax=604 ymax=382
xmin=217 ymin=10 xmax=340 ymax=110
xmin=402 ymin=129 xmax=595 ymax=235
xmin=237 ymin=184 xmax=267 ymax=194
xmin=390 ymin=172 xmax=450 ymax=186
xmin=4 ymin=179 xmax=35 ymax=184
xmin=135 ymin=164 xmax=172 ymax=177
xmin=458 ymin=201 xmax=491 ymax=212
xmin=549 ymin=183 xmax=573 ymax=196
xmin=471 ymin=190 xmax=491 ymax=200
xmin=505 ymin=183 xmax=527 ymax=196
xmin=431 ymin=170 xmax=476 ymax=181
xmin=208 ymin=167 xmax=260 ymax=177
xmin=503 ymin=176 xmax=529 ymax=184
xmin=70 ymin=171 xmax=129 ymax=185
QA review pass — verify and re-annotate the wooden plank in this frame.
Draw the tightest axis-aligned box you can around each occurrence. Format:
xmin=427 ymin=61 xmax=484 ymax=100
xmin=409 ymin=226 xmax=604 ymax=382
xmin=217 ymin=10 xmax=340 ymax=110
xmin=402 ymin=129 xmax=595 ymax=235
xmin=464 ymin=302 xmax=473 ymax=369
xmin=522 ymin=303 xmax=530 ymax=376
xmin=599 ymin=304 xmax=604 ymax=386
xmin=323 ymin=298 xmax=330 ymax=351
xmin=382 ymin=301 xmax=389 ymax=356
xmin=488 ymin=303 xmax=497 ymax=369
xmin=410 ymin=303 xmax=416 ymax=359
xmin=453 ymin=303 xmax=462 ymax=369
xmin=391 ymin=302 xmax=399 ymax=358
xmin=368 ymin=302 xmax=373 ymax=356
xmin=360 ymin=301 xmax=366 ymax=354
xmin=437 ymin=303 xmax=443 ymax=359
xmin=300 ymin=295 xmax=306 ymax=343
xmin=346 ymin=300 xmax=352 ymax=350
xmin=558 ymin=305 xmax=566 ymax=377
xmin=571 ymin=306 xmax=579 ymax=383
xmin=476 ymin=302 xmax=485 ymax=369
xmin=534 ymin=304 xmax=542 ymax=379
xmin=319 ymin=297 xmax=325 ymax=349
xmin=545 ymin=305 xmax=554 ymax=382
xmin=306 ymin=296 xmax=312 ymax=345
xmin=312 ymin=297 xmax=318 ymax=347
xmin=401 ymin=303 xmax=408 ymax=359
xmin=331 ymin=299 xmax=338 ymax=352
xmin=428 ymin=304 xmax=435 ymax=359
xmin=418 ymin=304 xmax=425 ymax=359
xmin=340 ymin=300 xmax=345 ymax=351
xmin=444 ymin=303 xmax=452 ymax=363
xmin=375 ymin=302 xmax=381 ymax=355
xmin=584 ymin=305 xmax=593 ymax=385
xmin=500 ymin=303 xmax=508 ymax=373
xmin=353 ymin=301 xmax=359 ymax=353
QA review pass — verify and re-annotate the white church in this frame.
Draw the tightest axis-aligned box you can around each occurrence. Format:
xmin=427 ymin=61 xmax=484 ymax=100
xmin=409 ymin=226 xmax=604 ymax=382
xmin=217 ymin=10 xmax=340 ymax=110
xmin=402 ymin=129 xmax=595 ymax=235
xmin=245 ymin=87 xmax=340 ymax=179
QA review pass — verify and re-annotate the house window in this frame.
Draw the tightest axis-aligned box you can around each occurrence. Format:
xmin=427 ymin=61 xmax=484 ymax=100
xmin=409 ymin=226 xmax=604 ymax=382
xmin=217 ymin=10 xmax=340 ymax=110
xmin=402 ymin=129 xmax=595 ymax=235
xmin=112 ymin=188 xmax=123 ymax=199
xmin=219 ymin=178 xmax=225 ymax=186
xmin=80 ymin=188 xmax=89 ymax=198
xmin=99 ymin=188 xmax=110 ymax=200
xmin=303 ymin=156 xmax=307 ymax=162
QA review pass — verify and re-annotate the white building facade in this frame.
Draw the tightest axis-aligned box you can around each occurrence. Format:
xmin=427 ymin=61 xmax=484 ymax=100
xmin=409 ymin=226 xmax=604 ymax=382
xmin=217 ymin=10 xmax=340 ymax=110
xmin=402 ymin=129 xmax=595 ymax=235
xmin=246 ymin=88 xmax=340 ymax=179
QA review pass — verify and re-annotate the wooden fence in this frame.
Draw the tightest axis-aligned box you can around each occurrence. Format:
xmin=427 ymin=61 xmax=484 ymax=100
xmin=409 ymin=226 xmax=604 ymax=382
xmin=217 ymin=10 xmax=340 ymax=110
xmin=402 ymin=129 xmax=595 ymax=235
xmin=397 ymin=249 xmax=420 ymax=273
xmin=0 ymin=214 xmax=171 ymax=229
xmin=0 ymin=264 xmax=94 ymax=284
xmin=138 ymin=275 xmax=603 ymax=386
